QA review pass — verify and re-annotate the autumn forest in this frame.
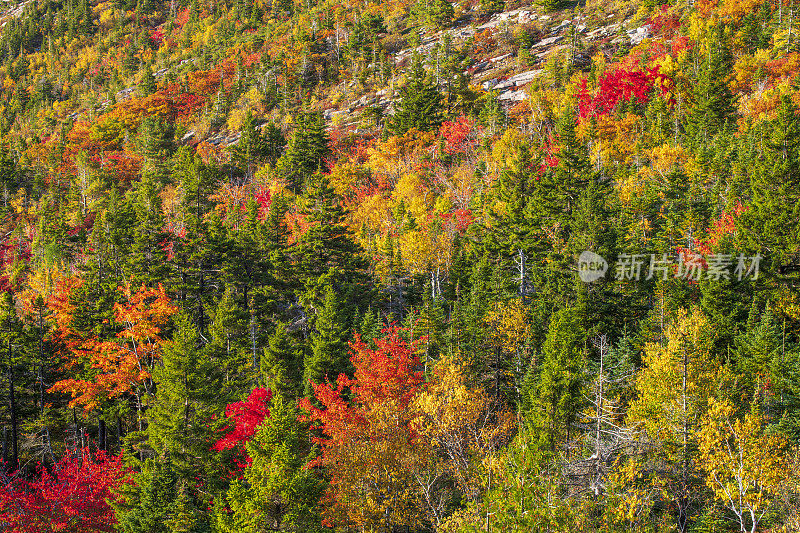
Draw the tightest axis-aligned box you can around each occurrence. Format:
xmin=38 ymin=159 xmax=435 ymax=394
xmin=0 ymin=0 xmax=798 ymax=530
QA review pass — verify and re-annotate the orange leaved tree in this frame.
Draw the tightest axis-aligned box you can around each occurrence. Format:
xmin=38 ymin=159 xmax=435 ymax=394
xmin=51 ymin=283 xmax=177 ymax=418
xmin=299 ymin=326 xmax=432 ymax=531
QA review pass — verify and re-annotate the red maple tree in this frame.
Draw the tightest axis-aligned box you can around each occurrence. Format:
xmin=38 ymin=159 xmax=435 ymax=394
xmin=0 ymin=449 xmax=131 ymax=533
xmin=213 ymin=387 xmax=273 ymax=468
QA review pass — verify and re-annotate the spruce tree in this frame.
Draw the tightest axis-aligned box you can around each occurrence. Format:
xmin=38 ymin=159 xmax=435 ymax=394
xmin=303 ymin=284 xmax=350 ymax=397
xmin=261 ymin=322 xmax=300 ymax=399
xmin=231 ymin=112 xmax=267 ymax=181
xmin=275 ymin=111 xmax=329 ymax=192
xmin=291 ymin=173 xmax=367 ymax=294
xmin=138 ymin=116 xmax=175 ymax=184
xmin=214 ymin=395 xmax=323 ymax=532
xmin=684 ymin=34 xmax=737 ymax=147
xmin=139 ymin=64 xmax=156 ymax=96
xmin=740 ymin=94 xmax=800 ymax=283
xmin=529 ymin=307 xmax=586 ymax=454
xmin=147 ymin=315 xmax=226 ymax=481
xmin=388 ymin=55 xmax=444 ymax=135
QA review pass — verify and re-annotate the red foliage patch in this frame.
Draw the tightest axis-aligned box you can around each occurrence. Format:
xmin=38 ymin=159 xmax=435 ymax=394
xmin=0 ymin=449 xmax=132 ymax=533
xmin=299 ymin=326 xmax=424 ymax=466
xmin=440 ymin=115 xmax=477 ymax=155
xmin=213 ymin=388 xmax=272 ymax=458
xmin=647 ymin=6 xmax=682 ymax=39
xmin=440 ymin=208 xmax=475 ymax=234
xmin=150 ymin=28 xmax=164 ymax=47
xmin=577 ymin=65 xmax=672 ymax=119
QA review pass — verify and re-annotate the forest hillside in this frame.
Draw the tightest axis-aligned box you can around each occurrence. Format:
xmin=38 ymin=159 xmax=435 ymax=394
xmin=0 ymin=0 xmax=799 ymax=530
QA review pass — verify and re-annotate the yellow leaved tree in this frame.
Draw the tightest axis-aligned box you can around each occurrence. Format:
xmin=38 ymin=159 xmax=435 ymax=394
xmin=626 ymin=307 xmax=727 ymax=532
xmin=697 ymin=398 xmax=791 ymax=533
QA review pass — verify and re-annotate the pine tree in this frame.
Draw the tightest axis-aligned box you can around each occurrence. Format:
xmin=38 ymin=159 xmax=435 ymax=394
xmin=388 ymin=55 xmax=444 ymax=135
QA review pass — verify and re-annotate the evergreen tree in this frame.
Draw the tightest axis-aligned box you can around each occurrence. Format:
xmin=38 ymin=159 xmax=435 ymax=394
xmin=214 ymin=395 xmax=323 ymax=532
xmin=147 ymin=315 xmax=226 ymax=483
xmin=138 ymin=117 xmax=175 ymax=184
xmin=261 ymin=322 xmax=300 ymax=399
xmin=291 ymin=173 xmax=367 ymax=294
xmin=231 ymin=112 xmax=267 ymax=181
xmin=740 ymin=95 xmax=800 ymax=285
xmin=115 ymin=459 xmax=209 ymax=533
xmin=527 ymin=307 xmax=586 ymax=454
xmin=128 ymin=174 xmax=170 ymax=286
xmin=275 ymin=111 xmax=329 ymax=192
xmin=732 ymin=305 xmax=785 ymax=405
xmin=139 ymin=64 xmax=157 ymax=96
xmin=684 ymin=35 xmax=737 ymax=147
xmin=388 ymin=55 xmax=444 ymax=135
xmin=207 ymin=288 xmax=251 ymax=393
xmin=303 ymin=283 xmax=350 ymax=397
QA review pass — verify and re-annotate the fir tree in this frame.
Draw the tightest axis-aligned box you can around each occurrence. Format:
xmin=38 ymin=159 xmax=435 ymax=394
xmin=291 ymin=173 xmax=367 ymax=294
xmin=528 ymin=307 xmax=586 ymax=454
xmin=147 ymin=315 xmax=227 ymax=490
xmin=139 ymin=64 xmax=156 ymax=96
xmin=214 ymin=395 xmax=323 ymax=532
xmin=684 ymin=35 xmax=737 ymax=147
xmin=261 ymin=322 xmax=300 ymax=400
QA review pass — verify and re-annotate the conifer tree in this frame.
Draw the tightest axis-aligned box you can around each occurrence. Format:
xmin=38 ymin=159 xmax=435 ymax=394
xmin=527 ymin=307 xmax=586 ymax=454
xmin=214 ymin=395 xmax=323 ymax=532
xmin=275 ymin=111 xmax=329 ymax=192
xmin=684 ymin=35 xmax=737 ymax=147
xmin=231 ymin=112 xmax=269 ymax=181
xmin=0 ymin=292 xmax=25 ymax=471
xmin=139 ymin=64 xmax=156 ymax=97
xmin=147 ymin=315 xmax=225 ymax=481
xmin=732 ymin=305 xmax=785 ymax=405
xmin=291 ymin=173 xmax=367 ymax=294
xmin=128 ymin=174 xmax=170 ymax=286
xmin=303 ymin=283 xmax=350 ymax=397
xmin=740 ymin=95 xmax=800 ymax=284
xmin=261 ymin=322 xmax=300 ymax=399
xmin=115 ymin=459 xmax=207 ymax=533
xmin=138 ymin=117 xmax=175 ymax=184
xmin=388 ymin=55 xmax=444 ymax=135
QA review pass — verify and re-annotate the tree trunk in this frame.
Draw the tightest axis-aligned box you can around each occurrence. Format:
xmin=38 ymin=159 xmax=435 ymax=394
xmin=7 ymin=339 xmax=18 ymax=470
xmin=99 ymin=417 xmax=107 ymax=451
